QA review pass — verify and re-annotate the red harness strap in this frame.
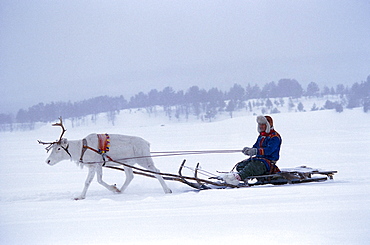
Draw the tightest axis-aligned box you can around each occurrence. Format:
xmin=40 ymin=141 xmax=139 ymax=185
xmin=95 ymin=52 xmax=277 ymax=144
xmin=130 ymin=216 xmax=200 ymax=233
xmin=97 ymin=133 xmax=110 ymax=154
xmin=80 ymin=134 xmax=112 ymax=164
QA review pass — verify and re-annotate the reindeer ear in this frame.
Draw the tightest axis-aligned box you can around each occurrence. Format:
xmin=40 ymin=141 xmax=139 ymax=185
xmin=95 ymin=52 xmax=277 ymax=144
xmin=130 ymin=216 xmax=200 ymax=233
xmin=60 ymin=138 xmax=68 ymax=145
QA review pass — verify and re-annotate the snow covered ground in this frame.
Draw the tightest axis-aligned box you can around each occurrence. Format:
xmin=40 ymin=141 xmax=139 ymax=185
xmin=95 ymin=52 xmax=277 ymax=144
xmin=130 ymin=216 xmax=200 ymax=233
xmin=1 ymin=108 xmax=369 ymax=244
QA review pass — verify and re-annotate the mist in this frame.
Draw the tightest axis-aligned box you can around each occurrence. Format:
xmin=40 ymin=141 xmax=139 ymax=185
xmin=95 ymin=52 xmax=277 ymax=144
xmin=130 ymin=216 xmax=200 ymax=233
xmin=1 ymin=0 xmax=369 ymax=113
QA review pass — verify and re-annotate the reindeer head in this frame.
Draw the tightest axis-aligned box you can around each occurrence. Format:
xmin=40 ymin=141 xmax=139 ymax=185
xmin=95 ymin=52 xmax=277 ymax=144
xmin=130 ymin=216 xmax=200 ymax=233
xmin=38 ymin=117 xmax=71 ymax=165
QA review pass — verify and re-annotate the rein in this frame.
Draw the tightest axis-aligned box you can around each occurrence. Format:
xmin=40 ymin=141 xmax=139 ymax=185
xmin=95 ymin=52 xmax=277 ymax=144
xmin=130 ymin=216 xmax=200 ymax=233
xmin=79 ymin=133 xmax=241 ymax=165
xmin=80 ymin=148 xmax=241 ymax=165
xmin=127 ymin=149 xmax=242 ymax=161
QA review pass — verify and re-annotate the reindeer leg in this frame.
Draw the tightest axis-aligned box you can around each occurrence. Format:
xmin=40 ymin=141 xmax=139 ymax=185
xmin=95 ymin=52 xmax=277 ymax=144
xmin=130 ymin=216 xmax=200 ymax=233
xmin=96 ymin=164 xmax=120 ymax=193
xmin=74 ymin=165 xmax=96 ymax=200
xmin=148 ymin=166 xmax=172 ymax=194
xmin=119 ymin=166 xmax=134 ymax=193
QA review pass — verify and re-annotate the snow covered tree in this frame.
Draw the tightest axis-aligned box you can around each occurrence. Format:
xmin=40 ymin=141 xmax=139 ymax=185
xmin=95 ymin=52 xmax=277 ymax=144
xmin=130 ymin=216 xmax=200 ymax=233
xmin=276 ymin=79 xmax=303 ymax=98
xmin=261 ymin=82 xmax=277 ymax=98
xmin=364 ymin=98 xmax=370 ymax=113
xmin=335 ymin=103 xmax=343 ymax=113
xmin=311 ymin=103 xmax=319 ymax=111
xmin=322 ymin=86 xmax=330 ymax=96
xmin=245 ymin=84 xmax=261 ymax=99
xmin=266 ymin=99 xmax=273 ymax=109
xmin=227 ymin=84 xmax=245 ymax=101
xmin=226 ymin=100 xmax=236 ymax=118
xmin=306 ymin=82 xmax=320 ymax=97
xmin=297 ymin=102 xmax=304 ymax=112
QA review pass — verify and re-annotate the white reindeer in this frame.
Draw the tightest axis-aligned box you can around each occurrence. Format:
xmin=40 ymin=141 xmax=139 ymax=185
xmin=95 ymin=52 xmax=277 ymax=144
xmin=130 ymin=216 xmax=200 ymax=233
xmin=39 ymin=118 xmax=172 ymax=200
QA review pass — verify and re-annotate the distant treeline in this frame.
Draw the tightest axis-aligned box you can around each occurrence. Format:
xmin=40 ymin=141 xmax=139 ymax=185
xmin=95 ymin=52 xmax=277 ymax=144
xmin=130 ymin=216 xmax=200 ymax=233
xmin=1 ymin=77 xmax=369 ymax=127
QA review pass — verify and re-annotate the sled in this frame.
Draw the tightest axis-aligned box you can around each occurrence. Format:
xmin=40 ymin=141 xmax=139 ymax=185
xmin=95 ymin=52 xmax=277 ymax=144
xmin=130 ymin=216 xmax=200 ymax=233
xmin=176 ymin=161 xmax=337 ymax=190
xmin=244 ymin=166 xmax=337 ymax=186
xmin=104 ymin=159 xmax=337 ymax=191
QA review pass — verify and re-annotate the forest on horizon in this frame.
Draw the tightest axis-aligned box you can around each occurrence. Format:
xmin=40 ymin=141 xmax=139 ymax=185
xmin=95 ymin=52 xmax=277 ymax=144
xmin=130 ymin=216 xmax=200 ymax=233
xmin=1 ymin=76 xmax=369 ymax=129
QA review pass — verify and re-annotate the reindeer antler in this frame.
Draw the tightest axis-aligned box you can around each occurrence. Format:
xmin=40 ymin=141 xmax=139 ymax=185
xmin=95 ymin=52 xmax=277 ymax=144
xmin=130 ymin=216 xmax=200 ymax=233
xmin=52 ymin=117 xmax=67 ymax=143
xmin=37 ymin=140 xmax=55 ymax=152
xmin=38 ymin=117 xmax=67 ymax=152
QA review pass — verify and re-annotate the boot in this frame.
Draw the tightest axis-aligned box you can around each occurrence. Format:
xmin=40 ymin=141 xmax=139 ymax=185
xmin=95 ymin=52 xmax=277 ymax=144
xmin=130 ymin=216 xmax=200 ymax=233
xmin=219 ymin=172 xmax=241 ymax=185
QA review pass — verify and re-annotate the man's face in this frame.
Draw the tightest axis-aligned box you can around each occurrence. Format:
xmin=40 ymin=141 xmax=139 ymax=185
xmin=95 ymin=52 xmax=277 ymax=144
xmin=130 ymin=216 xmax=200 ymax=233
xmin=259 ymin=123 xmax=267 ymax=132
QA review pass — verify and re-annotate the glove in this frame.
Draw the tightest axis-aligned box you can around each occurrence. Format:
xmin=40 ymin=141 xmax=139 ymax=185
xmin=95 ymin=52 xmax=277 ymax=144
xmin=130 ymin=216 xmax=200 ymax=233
xmin=242 ymin=147 xmax=257 ymax=156
xmin=248 ymin=148 xmax=257 ymax=156
xmin=242 ymin=147 xmax=250 ymax=155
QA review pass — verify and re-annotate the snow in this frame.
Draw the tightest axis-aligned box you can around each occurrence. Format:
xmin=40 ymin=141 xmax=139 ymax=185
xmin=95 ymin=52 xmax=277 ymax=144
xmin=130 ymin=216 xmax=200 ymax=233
xmin=1 ymin=108 xmax=369 ymax=244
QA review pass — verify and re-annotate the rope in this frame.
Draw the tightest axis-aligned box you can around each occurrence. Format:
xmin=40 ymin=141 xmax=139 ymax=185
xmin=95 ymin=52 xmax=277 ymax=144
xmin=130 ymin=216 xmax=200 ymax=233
xmin=150 ymin=150 xmax=241 ymax=154
xmin=114 ymin=149 xmax=241 ymax=161
xmin=182 ymin=165 xmax=217 ymax=177
xmin=81 ymin=149 xmax=241 ymax=165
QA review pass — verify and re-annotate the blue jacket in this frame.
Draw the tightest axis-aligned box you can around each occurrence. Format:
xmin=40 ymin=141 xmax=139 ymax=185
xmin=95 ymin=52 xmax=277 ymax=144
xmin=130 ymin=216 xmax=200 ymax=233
xmin=252 ymin=130 xmax=282 ymax=172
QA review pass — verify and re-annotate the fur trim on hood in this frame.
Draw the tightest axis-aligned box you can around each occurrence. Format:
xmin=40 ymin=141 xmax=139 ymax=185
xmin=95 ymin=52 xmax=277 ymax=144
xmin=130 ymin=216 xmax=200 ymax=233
xmin=256 ymin=115 xmax=274 ymax=133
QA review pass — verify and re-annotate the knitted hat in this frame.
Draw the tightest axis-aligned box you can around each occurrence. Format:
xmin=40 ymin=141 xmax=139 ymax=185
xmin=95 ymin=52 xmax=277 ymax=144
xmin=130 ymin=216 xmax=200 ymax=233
xmin=256 ymin=115 xmax=274 ymax=133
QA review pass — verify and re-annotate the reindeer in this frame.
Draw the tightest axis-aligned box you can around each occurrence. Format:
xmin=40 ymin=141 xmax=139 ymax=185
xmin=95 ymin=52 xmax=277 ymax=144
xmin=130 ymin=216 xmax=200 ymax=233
xmin=39 ymin=117 xmax=172 ymax=200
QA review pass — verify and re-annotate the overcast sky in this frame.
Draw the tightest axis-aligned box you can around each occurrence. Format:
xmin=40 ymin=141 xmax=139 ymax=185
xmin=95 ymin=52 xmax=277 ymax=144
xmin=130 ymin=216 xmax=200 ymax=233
xmin=1 ymin=0 xmax=369 ymax=113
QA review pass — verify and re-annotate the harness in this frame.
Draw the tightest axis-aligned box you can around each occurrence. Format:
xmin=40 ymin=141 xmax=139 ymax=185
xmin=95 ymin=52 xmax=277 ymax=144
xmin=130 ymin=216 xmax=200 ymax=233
xmin=80 ymin=134 xmax=112 ymax=165
xmin=60 ymin=144 xmax=72 ymax=158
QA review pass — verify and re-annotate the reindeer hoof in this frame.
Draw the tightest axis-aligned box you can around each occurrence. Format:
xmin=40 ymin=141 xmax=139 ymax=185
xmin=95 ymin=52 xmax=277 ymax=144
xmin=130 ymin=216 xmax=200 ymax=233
xmin=111 ymin=185 xmax=121 ymax=193
xmin=73 ymin=196 xmax=85 ymax=200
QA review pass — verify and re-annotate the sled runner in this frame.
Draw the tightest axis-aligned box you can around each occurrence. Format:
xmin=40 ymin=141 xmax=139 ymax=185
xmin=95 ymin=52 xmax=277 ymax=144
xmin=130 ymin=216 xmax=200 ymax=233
xmin=104 ymin=159 xmax=337 ymax=191
xmin=242 ymin=166 xmax=336 ymax=186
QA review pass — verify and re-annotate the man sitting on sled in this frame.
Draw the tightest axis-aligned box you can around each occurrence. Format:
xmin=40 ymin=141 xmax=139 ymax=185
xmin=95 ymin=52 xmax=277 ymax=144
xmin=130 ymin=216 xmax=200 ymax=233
xmin=221 ymin=115 xmax=282 ymax=185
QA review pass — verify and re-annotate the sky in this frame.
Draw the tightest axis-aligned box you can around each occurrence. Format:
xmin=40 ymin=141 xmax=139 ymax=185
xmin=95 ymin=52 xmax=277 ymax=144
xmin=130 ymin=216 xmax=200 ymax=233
xmin=1 ymin=0 xmax=370 ymax=114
